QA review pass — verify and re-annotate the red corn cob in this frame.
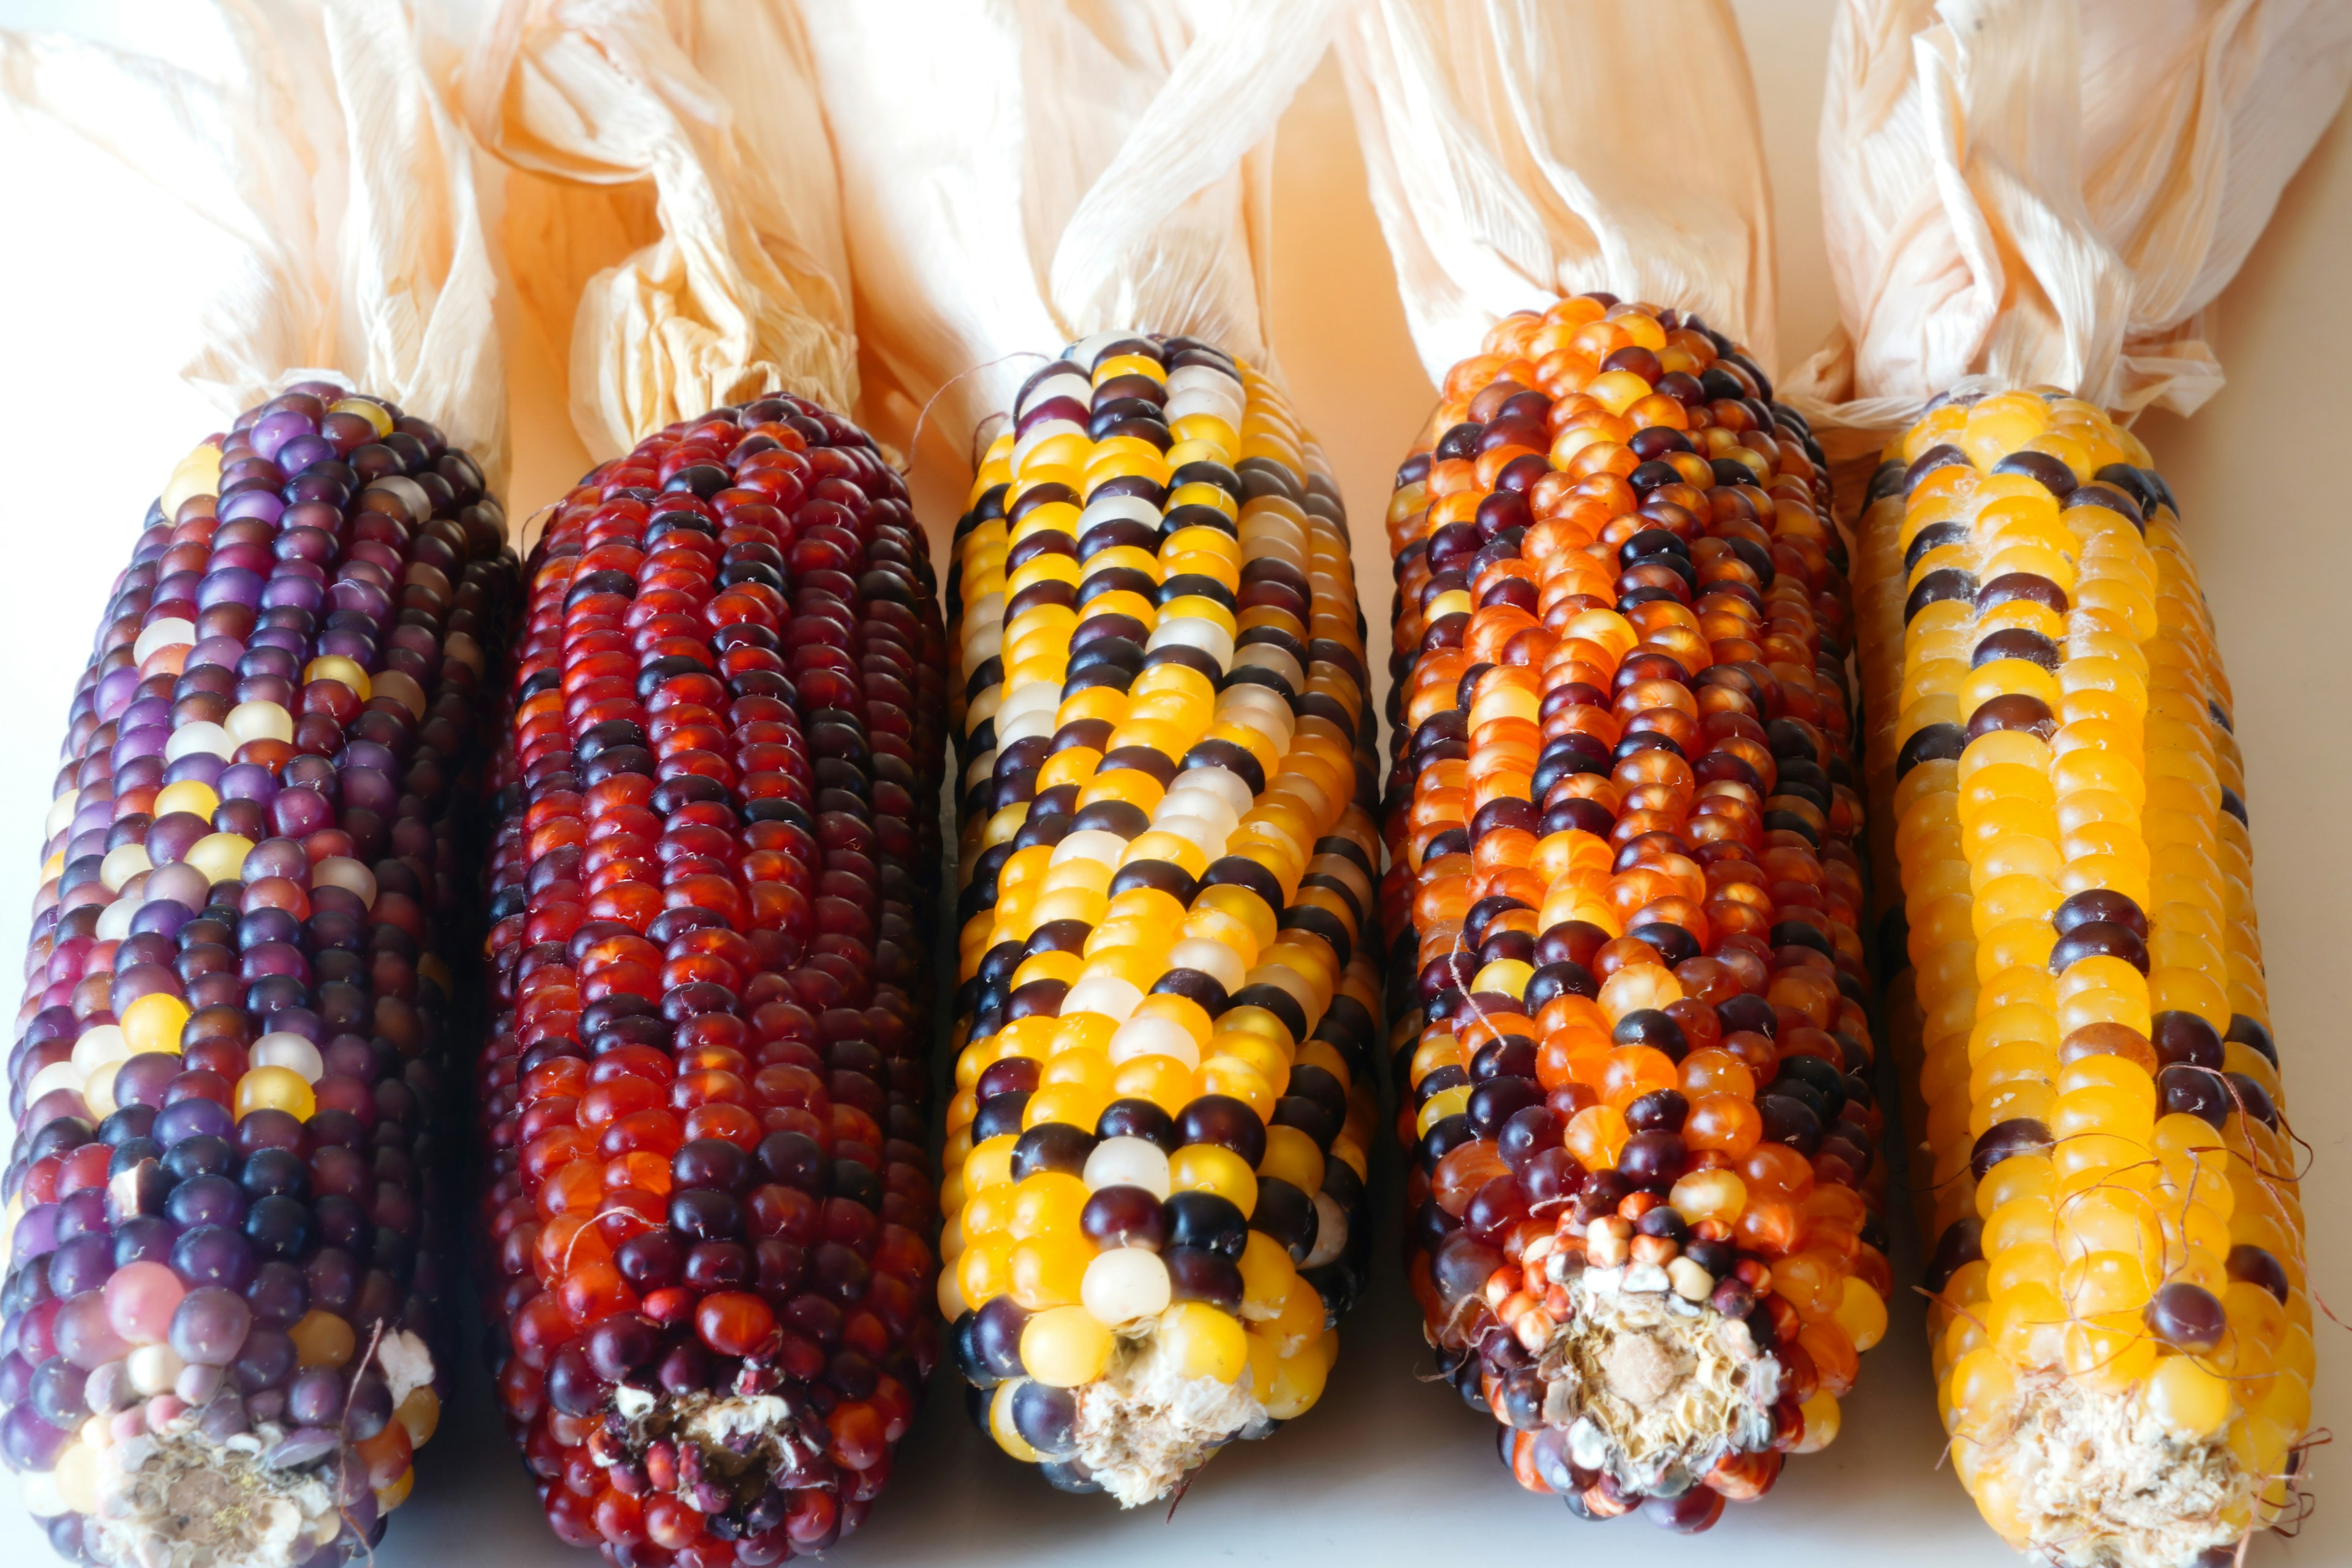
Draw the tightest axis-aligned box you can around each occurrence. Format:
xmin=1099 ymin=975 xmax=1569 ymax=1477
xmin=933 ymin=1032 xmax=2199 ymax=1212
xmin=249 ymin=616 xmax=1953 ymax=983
xmin=475 ymin=394 xmax=947 ymax=1563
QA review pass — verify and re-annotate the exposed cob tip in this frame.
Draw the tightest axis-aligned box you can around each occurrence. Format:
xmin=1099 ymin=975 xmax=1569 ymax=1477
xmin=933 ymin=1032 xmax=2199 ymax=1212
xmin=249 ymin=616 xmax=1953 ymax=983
xmin=1525 ymin=1255 xmax=1779 ymax=1498
xmin=1967 ymin=1371 xmax=2252 ymax=1568
xmin=84 ymin=1329 xmax=431 ymax=1568
xmin=591 ymin=1381 xmax=830 ymax=1526
xmin=1066 ymin=1328 xmax=1270 ymax=1506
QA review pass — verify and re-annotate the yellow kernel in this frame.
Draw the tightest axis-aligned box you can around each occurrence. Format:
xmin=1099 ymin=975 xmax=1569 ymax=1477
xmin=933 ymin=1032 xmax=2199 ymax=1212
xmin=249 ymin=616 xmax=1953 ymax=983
xmin=1169 ymin=1144 xmax=1259 ymax=1214
xmin=394 ymin=1386 xmax=440 ymax=1448
xmin=233 ymin=1065 xmax=316 ymax=1121
xmin=1020 ymin=1305 xmax=1113 ymax=1387
xmin=290 ymin=1310 xmax=357 ymax=1369
xmin=119 ymin=993 xmax=190 ymax=1058
xmin=1792 ymin=1390 xmax=1841 ymax=1453
xmin=1159 ymin=1302 xmax=1248 ymax=1384
xmin=1263 ymin=1338 xmax=1330 ymax=1420
xmin=2144 ymin=1354 xmax=2232 ymax=1437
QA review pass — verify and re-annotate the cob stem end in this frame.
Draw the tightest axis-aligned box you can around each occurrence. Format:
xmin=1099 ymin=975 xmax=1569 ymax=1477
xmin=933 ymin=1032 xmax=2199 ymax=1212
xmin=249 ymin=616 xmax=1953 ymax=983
xmin=603 ymin=1388 xmax=829 ymax=1523
xmin=93 ymin=1427 xmax=345 ymax=1568
xmin=1536 ymin=1268 xmax=1780 ymax=1497
xmin=1985 ymin=1373 xmax=2250 ymax=1568
xmin=87 ymin=1328 xmax=434 ymax=1568
xmin=1073 ymin=1329 xmax=1269 ymax=1508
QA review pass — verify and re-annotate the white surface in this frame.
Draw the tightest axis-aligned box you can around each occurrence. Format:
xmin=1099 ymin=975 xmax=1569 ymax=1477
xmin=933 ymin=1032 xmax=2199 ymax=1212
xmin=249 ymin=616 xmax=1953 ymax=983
xmin=0 ymin=2 xmax=2342 ymax=1565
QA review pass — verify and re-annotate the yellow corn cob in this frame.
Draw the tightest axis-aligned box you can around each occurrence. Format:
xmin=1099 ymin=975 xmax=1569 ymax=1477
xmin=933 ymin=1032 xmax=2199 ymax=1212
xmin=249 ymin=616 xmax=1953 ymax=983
xmin=937 ymin=333 xmax=1384 ymax=1504
xmin=1856 ymin=388 xmax=2310 ymax=1568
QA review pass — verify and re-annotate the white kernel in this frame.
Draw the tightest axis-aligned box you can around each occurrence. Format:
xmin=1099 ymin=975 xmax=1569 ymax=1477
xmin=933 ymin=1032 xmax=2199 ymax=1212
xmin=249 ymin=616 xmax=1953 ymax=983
xmin=1076 ymin=494 xmax=1161 ymax=536
xmin=1107 ymin=1017 xmax=1199 ymax=1070
xmin=1082 ymin=1248 xmax=1172 ymax=1326
xmin=100 ymin=843 xmax=154 ymax=892
xmin=126 ymin=1343 xmax=184 ymax=1397
xmin=81 ymin=1065 xmax=120 ymax=1121
xmin=1145 ymin=616 xmax=1234 ymax=666
xmin=1167 ymin=938 xmax=1247 ymax=993
xmin=1049 ymin=830 xmax=1128 ymax=869
xmin=1154 ymin=788 xmax=1238 ymax=834
xmin=70 ymin=1025 xmax=130 ymax=1077
xmin=1064 ymin=334 xmax=1126 ymax=371
xmin=1303 ymin=1194 xmax=1348 ymax=1269
xmin=1163 ymin=768 xmax=1252 ymax=818
xmin=1164 ymin=386 xmax=1245 ymax=426
xmin=1061 ymin=976 xmax=1143 ymax=1023
xmin=252 ymin=1032 xmax=325 ymax=1084
xmin=1082 ymin=1137 xmax=1170 ymax=1197
xmin=132 ymin=618 xmax=197 ymax=666
xmin=996 ymin=684 xmax=1059 ymax=723
xmin=24 ymin=1061 xmax=83 ymax=1106
xmin=1233 ymin=644 xmax=1306 ymax=691
xmin=164 ymin=722 xmax=234 ymax=763
xmin=995 ymin=707 xmax=1055 ymax=745
xmin=1166 ymin=363 xmax=1243 ymax=397
xmin=18 ymin=1468 xmax=67 ymax=1517
xmin=1016 ymin=372 xmax=1093 ymax=419
xmin=225 ymin=700 xmax=295 ymax=745
xmin=1151 ymin=813 xmax=1229 ymax=859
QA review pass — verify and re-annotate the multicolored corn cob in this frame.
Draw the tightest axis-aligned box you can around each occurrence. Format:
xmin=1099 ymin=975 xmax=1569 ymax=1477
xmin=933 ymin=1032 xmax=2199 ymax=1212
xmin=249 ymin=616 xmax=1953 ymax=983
xmin=1378 ymin=296 xmax=1888 ymax=1529
xmin=1856 ymin=389 xmax=2310 ymax=1567
xmin=477 ymin=396 xmax=947 ymax=1562
xmin=941 ymin=333 xmax=1383 ymax=1505
xmin=0 ymin=385 xmax=516 ymax=1566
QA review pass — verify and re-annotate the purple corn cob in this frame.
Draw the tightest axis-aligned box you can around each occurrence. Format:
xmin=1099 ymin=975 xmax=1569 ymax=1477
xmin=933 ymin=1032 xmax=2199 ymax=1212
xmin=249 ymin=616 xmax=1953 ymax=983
xmin=0 ymin=383 xmax=516 ymax=1566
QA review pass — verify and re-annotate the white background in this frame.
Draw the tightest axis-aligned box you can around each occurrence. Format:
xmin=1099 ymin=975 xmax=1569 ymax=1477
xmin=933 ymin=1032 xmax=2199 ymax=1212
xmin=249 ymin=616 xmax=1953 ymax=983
xmin=0 ymin=3 xmax=2342 ymax=1566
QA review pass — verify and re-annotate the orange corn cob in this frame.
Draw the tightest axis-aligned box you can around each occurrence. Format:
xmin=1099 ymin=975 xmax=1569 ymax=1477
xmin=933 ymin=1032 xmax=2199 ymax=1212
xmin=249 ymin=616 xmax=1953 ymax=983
xmin=1857 ymin=388 xmax=2310 ymax=1566
xmin=1376 ymin=295 xmax=1887 ymax=1530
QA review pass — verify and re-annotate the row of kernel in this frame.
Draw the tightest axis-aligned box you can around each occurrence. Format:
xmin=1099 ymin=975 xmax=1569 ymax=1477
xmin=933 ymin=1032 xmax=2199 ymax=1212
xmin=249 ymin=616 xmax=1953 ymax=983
xmin=2136 ymin=491 xmax=2305 ymax=1518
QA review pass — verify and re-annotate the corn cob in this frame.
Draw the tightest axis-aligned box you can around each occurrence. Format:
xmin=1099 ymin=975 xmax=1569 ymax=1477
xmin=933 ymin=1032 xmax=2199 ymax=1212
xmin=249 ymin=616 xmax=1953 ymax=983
xmin=1856 ymin=389 xmax=2309 ymax=1567
xmin=477 ymin=396 xmax=947 ymax=1559
xmin=1377 ymin=296 xmax=1888 ymax=1529
xmin=0 ymin=386 xmax=516 ymax=1566
xmin=940 ymin=333 xmax=1383 ymax=1506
